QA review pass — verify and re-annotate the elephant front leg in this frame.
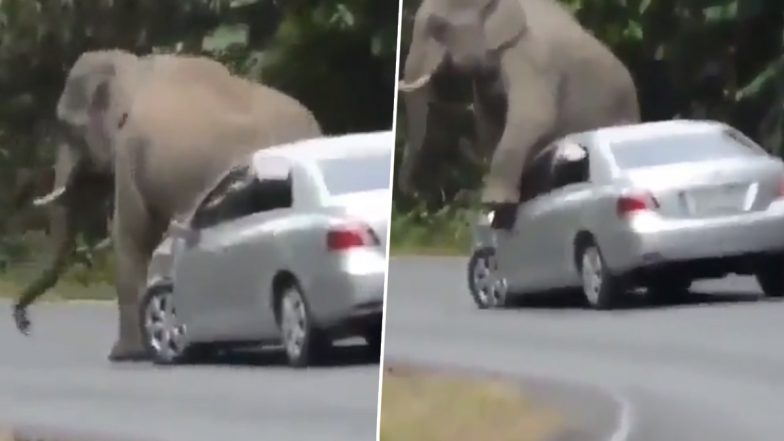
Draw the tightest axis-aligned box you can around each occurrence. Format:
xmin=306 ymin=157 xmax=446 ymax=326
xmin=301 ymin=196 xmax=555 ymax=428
xmin=108 ymin=210 xmax=157 ymax=362
xmin=481 ymin=68 xmax=557 ymax=209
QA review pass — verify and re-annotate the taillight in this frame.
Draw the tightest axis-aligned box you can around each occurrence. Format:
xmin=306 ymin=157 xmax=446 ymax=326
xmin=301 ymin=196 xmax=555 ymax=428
xmin=617 ymin=191 xmax=658 ymax=218
xmin=778 ymin=177 xmax=784 ymax=198
xmin=326 ymin=223 xmax=379 ymax=251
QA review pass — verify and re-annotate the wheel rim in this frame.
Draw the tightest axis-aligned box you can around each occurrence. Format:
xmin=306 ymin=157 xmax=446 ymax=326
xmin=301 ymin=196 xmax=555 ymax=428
xmin=472 ymin=252 xmax=506 ymax=307
xmin=581 ymin=247 xmax=603 ymax=306
xmin=144 ymin=290 xmax=187 ymax=361
xmin=281 ymin=288 xmax=308 ymax=360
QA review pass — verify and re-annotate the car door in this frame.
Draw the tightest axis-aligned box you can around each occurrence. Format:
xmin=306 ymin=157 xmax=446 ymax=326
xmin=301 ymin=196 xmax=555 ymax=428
xmin=496 ymin=146 xmax=558 ymax=292
xmin=174 ymin=164 xmax=254 ymax=341
xmin=214 ymin=170 xmax=297 ymax=339
xmin=528 ymin=141 xmax=593 ymax=288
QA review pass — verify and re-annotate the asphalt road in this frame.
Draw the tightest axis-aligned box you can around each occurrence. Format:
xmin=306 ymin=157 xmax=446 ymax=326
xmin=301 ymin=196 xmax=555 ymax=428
xmin=384 ymin=256 xmax=784 ymax=441
xmin=0 ymin=300 xmax=380 ymax=441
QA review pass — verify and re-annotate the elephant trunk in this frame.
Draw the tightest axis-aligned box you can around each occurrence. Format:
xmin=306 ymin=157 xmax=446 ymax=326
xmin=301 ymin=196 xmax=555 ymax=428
xmin=13 ymin=202 xmax=76 ymax=334
xmin=398 ymin=85 xmax=432 ymax=195
xmin=12 ymin=140 xmax=84 ymax=334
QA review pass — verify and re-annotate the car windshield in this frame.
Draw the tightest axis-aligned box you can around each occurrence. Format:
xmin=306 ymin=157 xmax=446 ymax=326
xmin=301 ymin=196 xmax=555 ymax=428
xmin=610 ymin=129 xmax=763 ymax=170
xmin=317 ymin=152 xmax=391 ymax=195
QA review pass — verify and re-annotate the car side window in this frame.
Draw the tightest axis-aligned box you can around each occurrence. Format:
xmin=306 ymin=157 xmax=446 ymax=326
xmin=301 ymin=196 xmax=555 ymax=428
xmin=191 ymin=165 xmax=252 ymax=229
xmin=550 ymin=143 xmax=590 ymax=191
xmin=518 ymin=146 xmax=557 ymax=204
xmin=192 ymin=171 xmax=293 ymax=230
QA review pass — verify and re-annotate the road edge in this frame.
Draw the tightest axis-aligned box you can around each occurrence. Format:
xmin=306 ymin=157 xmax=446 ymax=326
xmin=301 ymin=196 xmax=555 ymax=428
xmin=383 ymin=360 xmax=634 ymax=441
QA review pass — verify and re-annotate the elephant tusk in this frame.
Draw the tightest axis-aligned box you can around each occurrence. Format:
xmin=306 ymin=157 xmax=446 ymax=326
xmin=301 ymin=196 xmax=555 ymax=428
xmin=93 ymin=237 xmax=113 ymax=252
xmin=398 ymin=74 xmax=433 ymax=93
xmin=32 ymin=186 xmax=66 ymax=207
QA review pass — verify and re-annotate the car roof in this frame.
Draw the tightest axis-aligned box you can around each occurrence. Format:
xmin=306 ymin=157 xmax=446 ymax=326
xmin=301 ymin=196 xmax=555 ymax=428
xmin=567 ymin=119 xmax=729 ymax=146
xmin=252 ymin=130 xmax=393 ymax=163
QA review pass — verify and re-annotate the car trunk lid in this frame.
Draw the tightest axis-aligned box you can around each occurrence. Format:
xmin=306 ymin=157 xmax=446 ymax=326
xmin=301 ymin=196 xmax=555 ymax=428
xmin=620 ymin=158 xmax=784 ymax=219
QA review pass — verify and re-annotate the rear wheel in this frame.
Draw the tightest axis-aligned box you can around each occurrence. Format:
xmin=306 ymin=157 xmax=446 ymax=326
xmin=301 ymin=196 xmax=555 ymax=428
xmin=578 ymin=242 xmax=623 ymax=310
xmin=467 ymin=247 xmax=508 ymax=309
xmin=278 ymin=282 xmax=330 ymax=367
xmin=755 ymin=254 xmax=784 ymax=298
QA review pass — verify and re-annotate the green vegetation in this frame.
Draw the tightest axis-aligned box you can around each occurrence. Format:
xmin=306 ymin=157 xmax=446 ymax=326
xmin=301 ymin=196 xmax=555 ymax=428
xmin=0 ymin=0 xmax=398 ymax=298
xmin=380 ymin=365 xmax=564 ymax=441
xmin=392 ymin=0 xmax=784 ymax=253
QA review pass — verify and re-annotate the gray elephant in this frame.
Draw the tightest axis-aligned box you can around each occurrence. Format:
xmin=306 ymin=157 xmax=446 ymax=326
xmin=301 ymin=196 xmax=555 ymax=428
xmin=23 ymin=50 xmax=322 ymax=361
xmin=398 ymin=0 xmax=641 ymax=215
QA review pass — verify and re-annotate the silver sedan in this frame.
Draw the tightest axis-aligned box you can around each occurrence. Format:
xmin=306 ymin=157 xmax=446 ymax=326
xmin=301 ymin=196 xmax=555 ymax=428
xmin=470 ymin=120 xmax=784 ymax=309
xmin=141 ymin=131 xmax=392 ymax=366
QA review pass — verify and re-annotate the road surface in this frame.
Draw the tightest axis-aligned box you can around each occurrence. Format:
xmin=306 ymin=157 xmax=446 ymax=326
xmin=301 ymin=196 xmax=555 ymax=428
xmin=0 ymin=300 xmax=380 ymax=441
xmin=384 ymin=256 xmax=784 ymax=441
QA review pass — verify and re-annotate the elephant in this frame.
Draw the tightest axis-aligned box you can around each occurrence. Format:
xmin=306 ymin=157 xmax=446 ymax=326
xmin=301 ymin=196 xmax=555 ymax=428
xmin=398 ymin=0 xmax=641 ymax=218
xmin=22 ymin=49 xmax=323 ymax=361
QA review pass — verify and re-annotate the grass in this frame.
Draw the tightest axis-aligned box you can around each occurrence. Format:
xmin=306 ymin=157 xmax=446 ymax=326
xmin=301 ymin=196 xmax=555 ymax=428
xmin=0 ymin=232 xmax=115 ymax=301
xmin=379 ymin=366 xmax=564 ymax=441
xmin=389 ymin=204 xmax=475 ymax=256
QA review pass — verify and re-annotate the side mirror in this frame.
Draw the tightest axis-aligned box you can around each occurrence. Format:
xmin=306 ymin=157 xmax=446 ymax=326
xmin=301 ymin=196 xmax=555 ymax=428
xmin=170 ymin=220 xmax=199 ymax=246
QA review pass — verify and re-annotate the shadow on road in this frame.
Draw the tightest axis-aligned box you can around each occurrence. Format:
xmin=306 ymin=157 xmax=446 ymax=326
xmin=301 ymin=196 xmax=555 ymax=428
xmin=503 ymin=288 xmax=774 ymax=312
xmin=192 ymin=342 xmax=379 ymax=369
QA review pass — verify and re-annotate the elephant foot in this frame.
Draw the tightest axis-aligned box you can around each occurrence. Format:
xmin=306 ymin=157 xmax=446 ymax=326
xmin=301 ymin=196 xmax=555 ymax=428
xmin=487 ymin=203 xmax=518 ymax=231
xmin=108 ymin=340 xmax=149 ymax=363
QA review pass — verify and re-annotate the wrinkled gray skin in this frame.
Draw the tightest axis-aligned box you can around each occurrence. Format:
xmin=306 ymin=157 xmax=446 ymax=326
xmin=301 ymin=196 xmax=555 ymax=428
xmin=399 ymin=0 xmax=641 ymax=204
xmin=8 ymin=164 xmax=113 ymax=335
xmin=24 ymin=50 xmax=322 ymax=361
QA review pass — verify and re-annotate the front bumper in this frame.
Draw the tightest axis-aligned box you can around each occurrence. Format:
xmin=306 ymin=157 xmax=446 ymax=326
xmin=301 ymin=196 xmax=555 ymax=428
xmin=604 ymin=203 xmax=784 ymax=275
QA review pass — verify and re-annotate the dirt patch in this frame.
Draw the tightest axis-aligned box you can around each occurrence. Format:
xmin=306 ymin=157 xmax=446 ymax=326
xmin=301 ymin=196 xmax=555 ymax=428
xmin=380 ymin=364 xmax=564 ymax=441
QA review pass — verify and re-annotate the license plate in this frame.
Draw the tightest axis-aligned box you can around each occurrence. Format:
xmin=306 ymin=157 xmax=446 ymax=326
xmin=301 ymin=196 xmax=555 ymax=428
xmin=690 ymin=184 xmax=747 ymax=215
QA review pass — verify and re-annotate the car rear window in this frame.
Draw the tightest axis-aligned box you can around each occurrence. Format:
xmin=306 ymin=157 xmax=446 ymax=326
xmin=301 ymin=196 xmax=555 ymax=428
xmin=609 ymin=129 xmax=764 ymax=169
xmin=317 ymin=152 xmax=391 ymax=195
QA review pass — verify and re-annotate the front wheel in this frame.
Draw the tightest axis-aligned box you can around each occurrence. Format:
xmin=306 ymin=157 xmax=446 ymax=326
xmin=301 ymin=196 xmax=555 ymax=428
xmin=755 ymin=255 xmax=784 ymax=297
xmin=578 ymin=242 xmax=624 ymax=310
xmin=140 ymin=284 xmax=195 ymax=365
xmin=467 ymin=247 xmax=508 ymax=309
xmin=278 ymin=283 xmax=330 ymax=367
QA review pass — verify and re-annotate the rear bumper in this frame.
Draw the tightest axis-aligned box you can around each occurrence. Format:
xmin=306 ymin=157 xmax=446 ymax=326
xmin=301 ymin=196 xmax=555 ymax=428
xmin=306 ymin=248 xmax=386 ymax=331
xmin=604 ymin=202 xmax=784 ymax=276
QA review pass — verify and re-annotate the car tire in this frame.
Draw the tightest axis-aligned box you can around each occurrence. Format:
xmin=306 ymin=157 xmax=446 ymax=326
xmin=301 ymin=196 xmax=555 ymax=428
xmin=467 ymin=247 xmax=508 ymax=309
xmin=278 ymin=282 xmax=330 ymax=368
xmin=140 ymin=283 xmax=201 ymax=365
xmin=577 ymin=242 xmax=623 ymax=310
xmin=755 ymin=255 xmax=784 ymax=298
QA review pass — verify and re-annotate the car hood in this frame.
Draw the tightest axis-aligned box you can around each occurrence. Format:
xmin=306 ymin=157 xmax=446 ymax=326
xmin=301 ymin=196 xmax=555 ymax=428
xmin=327 ymin=189 xmax=391 ymax=249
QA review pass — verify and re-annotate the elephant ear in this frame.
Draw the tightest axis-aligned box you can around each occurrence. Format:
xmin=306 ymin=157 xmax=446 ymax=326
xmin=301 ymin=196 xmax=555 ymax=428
xmin=57 ymin=54 xmax=117 ymax=127
xmin=482 ymin=0 xmax=527 ymax=51
xmin=86 ymin=79 xmax=114 ymax=145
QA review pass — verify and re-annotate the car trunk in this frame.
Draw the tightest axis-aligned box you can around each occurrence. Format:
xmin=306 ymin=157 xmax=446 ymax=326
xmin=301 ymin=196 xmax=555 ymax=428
xmin=620 ymin=157 xmax=784 ymax=219
xmin=327 ymin=189 xmax=391 ymax=250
